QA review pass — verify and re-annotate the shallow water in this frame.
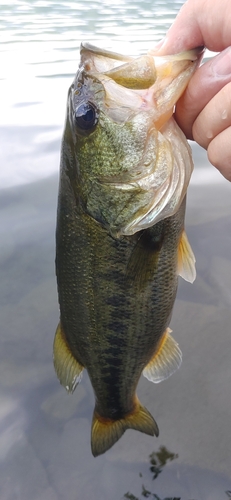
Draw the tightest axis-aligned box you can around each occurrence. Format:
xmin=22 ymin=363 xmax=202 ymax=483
xmin=1 ymin=1 xmax=231 ymax=499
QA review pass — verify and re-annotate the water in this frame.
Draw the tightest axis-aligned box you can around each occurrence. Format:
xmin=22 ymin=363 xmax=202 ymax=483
xmin=1 ymin=2 xmax=231 ymax=499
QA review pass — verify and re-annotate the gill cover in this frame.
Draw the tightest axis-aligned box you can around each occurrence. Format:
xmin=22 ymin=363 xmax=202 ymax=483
xmin=69 ymin=44 xmax=202 ymax=237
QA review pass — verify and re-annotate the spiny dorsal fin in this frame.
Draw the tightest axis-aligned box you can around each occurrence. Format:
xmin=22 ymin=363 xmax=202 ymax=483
xmin=91 ymin=397 xmax=159 ymax=457
xmin=143 ymin=328 xmax=182 ymax=384
xmin=53 ymin=323 xmax=84 ymax=393
xmin=178 ymin=229 xmax=196 ymax=283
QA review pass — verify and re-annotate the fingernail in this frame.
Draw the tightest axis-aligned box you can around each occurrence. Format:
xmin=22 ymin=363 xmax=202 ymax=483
xmin=148 ymin=38 xmax=168 ymax=55
xmin=154 ymin=38 xmax=166 ymax=50
xmin=212 ymin=47 xmax=231 ymax=76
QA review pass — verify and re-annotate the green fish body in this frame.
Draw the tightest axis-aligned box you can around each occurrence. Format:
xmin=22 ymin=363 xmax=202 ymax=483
xmin=54 ymin=43 xmax=200 ymax=456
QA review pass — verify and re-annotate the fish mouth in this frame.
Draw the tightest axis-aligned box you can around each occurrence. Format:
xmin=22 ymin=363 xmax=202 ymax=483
xmin=80 ymin=43 xmax=203 ymax=128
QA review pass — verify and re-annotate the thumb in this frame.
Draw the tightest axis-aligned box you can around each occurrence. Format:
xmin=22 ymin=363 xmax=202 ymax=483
xmin=154 ymin=0 xmax=231 ymax=55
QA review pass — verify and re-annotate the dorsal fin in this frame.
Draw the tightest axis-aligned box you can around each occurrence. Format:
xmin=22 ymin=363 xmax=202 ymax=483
xmin=143 ymin=328 xmax=182 ymax=383
xmin=53 ymin=323 xmax=84 ymax=393
xmin=177 ymin=229 xmax=196 ymax=283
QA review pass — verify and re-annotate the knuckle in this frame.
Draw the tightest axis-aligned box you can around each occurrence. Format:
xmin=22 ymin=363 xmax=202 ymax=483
xmin=207 ymin=136 xmax=231 ymax=181
xmin=207 ymin=140 xmax=219 ymax=166
xmin=192 ymin=118 xmax=208 ymax=148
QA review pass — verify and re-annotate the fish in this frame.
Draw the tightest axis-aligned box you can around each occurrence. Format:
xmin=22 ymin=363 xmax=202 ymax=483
xmin=53 ymin=42 xmax=202 ymax=457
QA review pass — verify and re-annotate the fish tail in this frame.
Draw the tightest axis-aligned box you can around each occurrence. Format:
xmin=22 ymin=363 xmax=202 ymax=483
xmin=91 ymin=397 xmax=159 ymax=457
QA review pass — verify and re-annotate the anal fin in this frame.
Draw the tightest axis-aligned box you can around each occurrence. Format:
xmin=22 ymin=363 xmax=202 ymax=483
xmin=53 ymin=323 xmax=84 ymax=393
xmin=143 ymin=328 xmax=182 ymax=384
xmin=178 ymin=229 xmax=196 ymax=283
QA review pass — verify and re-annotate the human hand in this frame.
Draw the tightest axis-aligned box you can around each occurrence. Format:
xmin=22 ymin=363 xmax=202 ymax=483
xmin=155 ymin=0 xmax=231 ymax=181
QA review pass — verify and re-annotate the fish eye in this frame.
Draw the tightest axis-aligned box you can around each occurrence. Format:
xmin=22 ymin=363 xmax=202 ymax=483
xmin=74 ymin=102 xmax=98 ymax=132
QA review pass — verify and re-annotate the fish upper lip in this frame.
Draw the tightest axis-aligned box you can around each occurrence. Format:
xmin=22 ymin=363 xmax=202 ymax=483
xmin=148 ymin=45 xmax=205 ymax=61
xmin=149 ymin=46 xmax=204 ymax=70
xmin=165 ymin=45 xmax=204 ymax=62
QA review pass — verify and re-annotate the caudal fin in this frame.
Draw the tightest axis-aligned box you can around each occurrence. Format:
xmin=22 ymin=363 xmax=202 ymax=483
xmin=91 ymin=398 xmax=159 ymax=457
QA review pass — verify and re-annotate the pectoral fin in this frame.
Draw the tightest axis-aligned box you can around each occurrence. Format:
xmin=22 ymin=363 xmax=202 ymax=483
xmin=143 ymin=328 xmax=182 ymax=383
xmin=53 ymin=323 xmax=84 ymax=393
xmin=127 ymin=230 xmax=163 ymax=290
xmin=177 ymin=229 xmax=196 ymax=283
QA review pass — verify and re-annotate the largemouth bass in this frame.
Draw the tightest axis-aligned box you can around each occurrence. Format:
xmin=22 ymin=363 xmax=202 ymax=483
xmin=54 ymin=43 xmax=201 ymax=457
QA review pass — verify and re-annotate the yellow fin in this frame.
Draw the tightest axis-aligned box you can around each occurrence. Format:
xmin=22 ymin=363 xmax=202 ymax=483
xmin=178 ymin=229 xmax=196 ymax=283
xmin=143 ymin=328 xmax=182 ymax=384
xmin=91 ymin=398 xmax=159 ymax=457
xmin=53 ymin=323 xmax=84 ymax=393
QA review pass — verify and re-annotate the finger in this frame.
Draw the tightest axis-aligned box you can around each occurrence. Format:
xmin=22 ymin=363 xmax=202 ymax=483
xmin=207 ymin=127 xmax=231 ymax=181
xmin=156 ymin=0 xmax=231 ymax=54
xmin=192 ymin=81 xmax=231 ymax=148
xmin=174 ymin=48 xmax=231 ymax=139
